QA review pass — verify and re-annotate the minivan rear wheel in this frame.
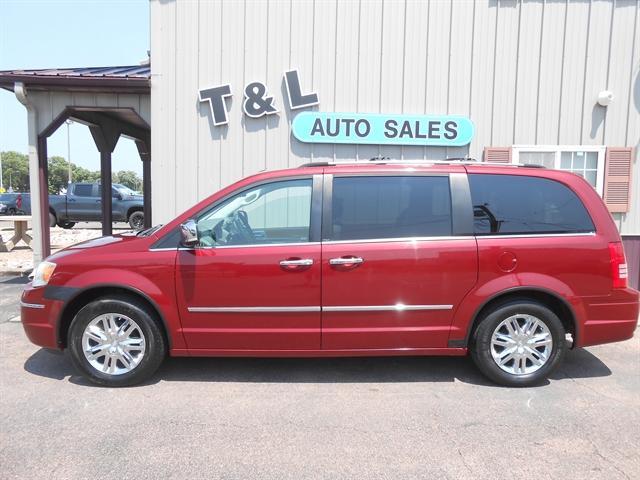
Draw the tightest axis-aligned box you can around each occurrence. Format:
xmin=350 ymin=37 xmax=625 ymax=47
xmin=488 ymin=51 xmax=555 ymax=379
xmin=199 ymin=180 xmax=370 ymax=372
xmin=471 ymin=300 xmax=566 ymax=387
xmin=68 ymin=296 xmax=166 ymax=387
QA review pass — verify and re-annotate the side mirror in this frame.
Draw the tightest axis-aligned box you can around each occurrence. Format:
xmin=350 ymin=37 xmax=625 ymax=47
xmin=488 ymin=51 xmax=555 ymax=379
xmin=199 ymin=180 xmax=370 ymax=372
xmin=180 ymin=219 xmax=199 ymax=247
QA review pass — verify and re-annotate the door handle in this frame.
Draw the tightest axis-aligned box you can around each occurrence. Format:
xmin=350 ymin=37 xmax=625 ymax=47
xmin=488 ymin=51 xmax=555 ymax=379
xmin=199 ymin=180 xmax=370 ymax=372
xmin=329 ymin=256 xmax=364 ymax=266
xmin=279 ymin=258 xmax=313 ymax=270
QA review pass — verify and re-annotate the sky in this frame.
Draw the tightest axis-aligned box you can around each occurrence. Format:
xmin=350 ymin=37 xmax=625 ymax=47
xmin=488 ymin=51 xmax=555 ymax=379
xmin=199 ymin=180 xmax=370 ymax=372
xmin=0 ymin=0 xmax=150 ymax=176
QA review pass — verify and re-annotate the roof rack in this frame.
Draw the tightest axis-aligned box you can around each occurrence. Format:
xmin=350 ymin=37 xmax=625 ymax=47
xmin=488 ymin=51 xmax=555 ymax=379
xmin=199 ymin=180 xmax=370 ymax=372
xmin=299 ymin=158 xmax=545 ymax=168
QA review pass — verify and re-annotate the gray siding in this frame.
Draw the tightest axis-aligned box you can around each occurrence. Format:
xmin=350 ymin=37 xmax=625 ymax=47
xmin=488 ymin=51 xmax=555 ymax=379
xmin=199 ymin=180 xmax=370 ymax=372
xmin=26 ymin=91 xmax=150 ymax=138
xmin=150 ymin=0 xmax=640 ymax=234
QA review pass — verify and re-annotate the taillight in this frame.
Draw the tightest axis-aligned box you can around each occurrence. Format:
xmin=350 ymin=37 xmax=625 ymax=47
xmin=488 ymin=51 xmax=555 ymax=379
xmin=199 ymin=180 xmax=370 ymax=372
xmin=609 ymin=242 xmax=628 ymax=289
xmin=16 ymin=194 xmax=22 ymax=209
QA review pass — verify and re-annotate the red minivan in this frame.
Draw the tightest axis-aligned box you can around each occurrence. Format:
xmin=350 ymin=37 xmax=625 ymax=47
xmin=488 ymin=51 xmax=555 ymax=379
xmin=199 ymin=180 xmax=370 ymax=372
xmin=21 ymin=161 xmax=639 ymax=387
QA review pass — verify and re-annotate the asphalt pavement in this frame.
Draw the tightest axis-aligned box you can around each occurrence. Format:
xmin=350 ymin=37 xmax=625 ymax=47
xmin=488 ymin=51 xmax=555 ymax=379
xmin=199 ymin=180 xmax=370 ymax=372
xmin=1 ymin=275 xmax=638 ymax=479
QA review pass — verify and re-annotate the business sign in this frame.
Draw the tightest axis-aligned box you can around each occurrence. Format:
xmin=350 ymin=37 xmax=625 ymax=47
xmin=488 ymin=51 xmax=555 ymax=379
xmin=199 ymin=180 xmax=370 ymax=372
xmin=199 ymin=70 xmax=319 ymax=125
xmin=199 ymin=69 xmax=474 ymax=147
xmin=292 ymin=112 xmax=474 ymax=146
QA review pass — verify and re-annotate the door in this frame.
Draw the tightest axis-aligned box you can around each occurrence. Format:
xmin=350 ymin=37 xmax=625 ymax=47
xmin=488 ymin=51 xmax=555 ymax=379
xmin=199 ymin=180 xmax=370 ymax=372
xmin=176 ymin=176 xmax=322 ymax=351
xmin=321 ymin=174 xmax=478 ymax=350
xmin=65 ymin=183 xmax=99 ymax=220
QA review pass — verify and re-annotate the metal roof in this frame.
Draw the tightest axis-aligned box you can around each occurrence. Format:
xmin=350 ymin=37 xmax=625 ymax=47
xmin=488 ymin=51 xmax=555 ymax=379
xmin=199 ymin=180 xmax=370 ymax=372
xmin=0 ymin=65 xmax=150 ymax=94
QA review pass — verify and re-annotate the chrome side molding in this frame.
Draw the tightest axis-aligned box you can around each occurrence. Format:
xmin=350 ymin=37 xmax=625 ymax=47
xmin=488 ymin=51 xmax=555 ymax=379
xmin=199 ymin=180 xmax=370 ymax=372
xmin=187 ymin=306 xmax=321 ymax=313
xmin=323 ymin=304 xmax=453 ymax=312
xmin=20 ymin=301 xmax=45 ymax=309
xmin=187 ymin=304 xmax=453 ymax=313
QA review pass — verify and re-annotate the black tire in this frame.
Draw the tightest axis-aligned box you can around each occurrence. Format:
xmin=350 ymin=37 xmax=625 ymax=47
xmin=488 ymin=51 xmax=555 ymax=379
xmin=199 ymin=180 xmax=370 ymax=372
xmin=57 ymin=221 xmax=76 ymax=229
xmin=7 ymin=207 xmax=16 ymax=215
xmin=471 ymin=300 xmax=566 ymax=387
xmin=68 ymin=295 xmax=167 ymax=387
xmin=128 ymin=211 xmax=144 ymax=230
xmin=49 ymin=212 xmax=57 ymax=228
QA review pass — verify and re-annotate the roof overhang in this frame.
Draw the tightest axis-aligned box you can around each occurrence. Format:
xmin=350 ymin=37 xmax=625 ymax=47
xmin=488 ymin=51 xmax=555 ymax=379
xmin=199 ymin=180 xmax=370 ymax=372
xmin=0 ymin=65 xmax=150 ymax=94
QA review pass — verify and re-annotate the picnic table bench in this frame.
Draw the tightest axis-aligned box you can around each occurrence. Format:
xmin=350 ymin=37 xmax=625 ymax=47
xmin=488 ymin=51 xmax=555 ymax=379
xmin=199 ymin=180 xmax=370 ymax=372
xmin=0 ymin=215 xmax=32 ymax=252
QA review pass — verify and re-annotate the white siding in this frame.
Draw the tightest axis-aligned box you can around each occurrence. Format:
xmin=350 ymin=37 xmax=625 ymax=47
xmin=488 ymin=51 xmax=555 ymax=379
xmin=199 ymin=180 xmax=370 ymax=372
xmin=151 ymin=0 xmax=640 ymax=234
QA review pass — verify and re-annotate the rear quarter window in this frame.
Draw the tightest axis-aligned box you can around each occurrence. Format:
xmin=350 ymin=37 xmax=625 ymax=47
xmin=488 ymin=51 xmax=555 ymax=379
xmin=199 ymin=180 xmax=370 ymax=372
xmin=469 ymin=174 xmax=595 ymax=235
xmin=73 ymin=184 xmax=94 ymax=197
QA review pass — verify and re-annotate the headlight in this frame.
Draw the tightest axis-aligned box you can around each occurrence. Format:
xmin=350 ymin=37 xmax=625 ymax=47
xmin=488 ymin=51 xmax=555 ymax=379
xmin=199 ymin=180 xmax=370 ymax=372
xmin=31 ymin=261 xmax=56 ymax=288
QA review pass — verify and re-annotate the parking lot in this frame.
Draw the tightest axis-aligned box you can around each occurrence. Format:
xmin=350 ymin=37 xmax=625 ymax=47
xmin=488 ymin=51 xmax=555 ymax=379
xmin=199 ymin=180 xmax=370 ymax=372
xmin=0 ymin=275 xmax=638 ymax=479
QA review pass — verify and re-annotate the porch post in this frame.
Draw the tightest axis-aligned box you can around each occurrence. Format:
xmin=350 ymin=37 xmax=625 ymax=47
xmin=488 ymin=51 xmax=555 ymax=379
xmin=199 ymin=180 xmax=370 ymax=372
xmin=135 ymin=138 xmax=152 ymax=228
xmin=37 ymin=137 xmax=51 ymax=257
xmin=89 ymin=122 xmax=120 ymax=237
xmin=99 ymin=151 xmax=113 ymax=235
xmin=14 ymin=82 xmax=47 ymax=264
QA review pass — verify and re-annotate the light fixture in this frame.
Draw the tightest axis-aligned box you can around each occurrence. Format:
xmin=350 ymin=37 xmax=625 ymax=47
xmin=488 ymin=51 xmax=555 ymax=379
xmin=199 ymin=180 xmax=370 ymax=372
xmin=597 ymin=90 xmax=614 ymax=107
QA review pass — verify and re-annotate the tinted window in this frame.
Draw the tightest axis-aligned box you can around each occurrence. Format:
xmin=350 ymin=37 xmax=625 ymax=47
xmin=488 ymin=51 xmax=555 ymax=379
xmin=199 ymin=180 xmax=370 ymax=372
xmin=329 ymin=176 xmax=452 ymax=240
xmin=73 ymin=184 xmax=94 ymax=197
xmin=196 ymin=179 xmax=313 ymax=247
xmin=469 ymin=174 xmax=595 ymax=235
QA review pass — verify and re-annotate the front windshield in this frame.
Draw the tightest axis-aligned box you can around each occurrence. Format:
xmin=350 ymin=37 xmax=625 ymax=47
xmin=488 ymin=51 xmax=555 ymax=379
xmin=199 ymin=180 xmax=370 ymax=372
xmin=137 ymin=224 xmax=163 ymax=237
xmin=115 ymin=184 xmax=138 ymax=196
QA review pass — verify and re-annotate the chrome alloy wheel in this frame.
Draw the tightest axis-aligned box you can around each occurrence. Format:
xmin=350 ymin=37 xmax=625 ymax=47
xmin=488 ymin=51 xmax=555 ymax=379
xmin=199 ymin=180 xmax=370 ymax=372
xmin=490 ymin=314 xmax=553 ymax=375
xmin=81 ymin=313 xmax=146 ymax=375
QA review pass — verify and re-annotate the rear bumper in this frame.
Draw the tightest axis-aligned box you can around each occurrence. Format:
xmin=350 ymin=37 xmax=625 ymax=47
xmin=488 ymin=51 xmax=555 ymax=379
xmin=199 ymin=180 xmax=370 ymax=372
xmin=21 ymin=284 xmax=64 ymax=350
xmin=578 ymin=288 xmax=639 ymax=347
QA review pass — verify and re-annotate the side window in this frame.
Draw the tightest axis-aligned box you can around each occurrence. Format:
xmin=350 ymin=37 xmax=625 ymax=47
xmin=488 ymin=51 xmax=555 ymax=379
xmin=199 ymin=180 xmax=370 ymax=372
xmin=329 ymin=176 xmax=452 ymax=241
xmin=73 ymin=184 xmax=93 ymax=197
xmin=196 ymin=179 xmax=313 ymax=247
xmin=469 ymin=174 xmax=595 ymax=235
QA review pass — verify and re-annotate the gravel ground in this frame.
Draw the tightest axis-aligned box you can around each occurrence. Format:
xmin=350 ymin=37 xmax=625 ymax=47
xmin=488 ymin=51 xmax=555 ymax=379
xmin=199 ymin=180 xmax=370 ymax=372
xmin=0 ymin=220 xmax=131 ymax=274
xmin=1 ymin=276 xmax=638 ymax=479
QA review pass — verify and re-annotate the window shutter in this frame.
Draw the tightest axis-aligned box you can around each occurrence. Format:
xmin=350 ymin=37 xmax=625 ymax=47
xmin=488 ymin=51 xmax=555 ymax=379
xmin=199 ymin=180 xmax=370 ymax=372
xmin=603 ymin=147 xmax=633 ymax=213
xmin=483 ymin=147 xmax=512 ymax=163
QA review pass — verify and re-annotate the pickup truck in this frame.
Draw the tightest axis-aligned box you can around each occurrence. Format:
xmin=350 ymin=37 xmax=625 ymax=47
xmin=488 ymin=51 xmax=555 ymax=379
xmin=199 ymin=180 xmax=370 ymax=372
xmin=48 ymin=183 xmax=145 ymax=230
xmin=0 ymin=192 xmax=31 ymax=215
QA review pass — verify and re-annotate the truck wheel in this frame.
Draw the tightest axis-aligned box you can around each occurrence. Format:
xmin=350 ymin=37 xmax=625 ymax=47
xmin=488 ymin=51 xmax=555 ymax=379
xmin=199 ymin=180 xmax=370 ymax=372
xmin=7 ymin=208 xmax=16 ymax=215
xmin=68 ymin=295 xmax=167 ymax=387
xmin=49 ymin=212 xmax=57 ymax=228
xmin=128 ymin=211 xmax=144 ymax=230
xmin=471 ymin=300 xmax=566 ymax=387
xmin=57 ymin=221 xmax=75 ymax=229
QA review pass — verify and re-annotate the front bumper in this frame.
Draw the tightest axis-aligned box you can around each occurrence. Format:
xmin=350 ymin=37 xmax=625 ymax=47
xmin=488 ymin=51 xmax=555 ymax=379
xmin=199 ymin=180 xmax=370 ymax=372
xmin=21 ymin=284 xmax=64 ymax=349
xmin=579 ymin=288 xmax=640 ymax=347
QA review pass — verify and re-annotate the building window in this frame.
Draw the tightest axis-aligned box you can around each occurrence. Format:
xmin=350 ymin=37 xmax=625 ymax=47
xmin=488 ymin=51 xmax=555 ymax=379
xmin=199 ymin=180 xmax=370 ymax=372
xmin=512 ymin=146 xmax=606 ymax=196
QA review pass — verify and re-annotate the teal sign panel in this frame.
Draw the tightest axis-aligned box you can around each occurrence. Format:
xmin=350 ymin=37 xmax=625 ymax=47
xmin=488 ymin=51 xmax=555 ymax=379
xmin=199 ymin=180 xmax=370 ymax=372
xmin=292 ymin=112 xmax=474 ymax=146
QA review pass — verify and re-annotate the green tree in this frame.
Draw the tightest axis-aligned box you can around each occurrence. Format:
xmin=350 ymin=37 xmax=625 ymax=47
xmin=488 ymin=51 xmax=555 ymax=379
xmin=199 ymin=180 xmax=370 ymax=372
xmin=47 ymin=156 xmax=73 ymax=194
xmin=0 ymin=151 xmax=30 ymax=192
xmin=114 ymin=170 xmax=142 ymax=192
xmin=73 ymin=164 xmax=100 ymax=184
xmin=2 ymin=151 xmax=141 ymax=195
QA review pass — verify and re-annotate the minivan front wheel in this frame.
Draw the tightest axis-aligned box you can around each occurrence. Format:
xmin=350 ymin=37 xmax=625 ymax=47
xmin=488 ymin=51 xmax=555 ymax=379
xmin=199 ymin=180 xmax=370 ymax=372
xmin=68 ymin=296 xmax=166 ymax=387
xmin=471 ymin=300 xmax=566 ymax=387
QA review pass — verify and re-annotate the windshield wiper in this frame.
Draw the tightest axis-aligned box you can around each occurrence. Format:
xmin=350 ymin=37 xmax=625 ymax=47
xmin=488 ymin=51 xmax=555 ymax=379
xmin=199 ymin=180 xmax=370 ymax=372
xmin=136 ymin=224 xmax=163 ymax=237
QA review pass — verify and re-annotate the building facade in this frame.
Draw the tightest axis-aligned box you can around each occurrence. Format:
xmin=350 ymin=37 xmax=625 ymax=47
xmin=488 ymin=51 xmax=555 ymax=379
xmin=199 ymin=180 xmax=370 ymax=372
xmin=3 ymin=0 xmax=638 ymax=287
xmin=150 ymin=0 xmax=639 ymax=237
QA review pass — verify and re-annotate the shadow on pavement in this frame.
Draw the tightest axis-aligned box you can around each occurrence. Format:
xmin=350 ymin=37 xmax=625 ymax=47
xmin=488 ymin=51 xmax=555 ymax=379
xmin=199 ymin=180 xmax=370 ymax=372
xmin=24 ymin=346 xmax=611 ymax=388
xmin=0 ymin=275 xmax=29 ymax=284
